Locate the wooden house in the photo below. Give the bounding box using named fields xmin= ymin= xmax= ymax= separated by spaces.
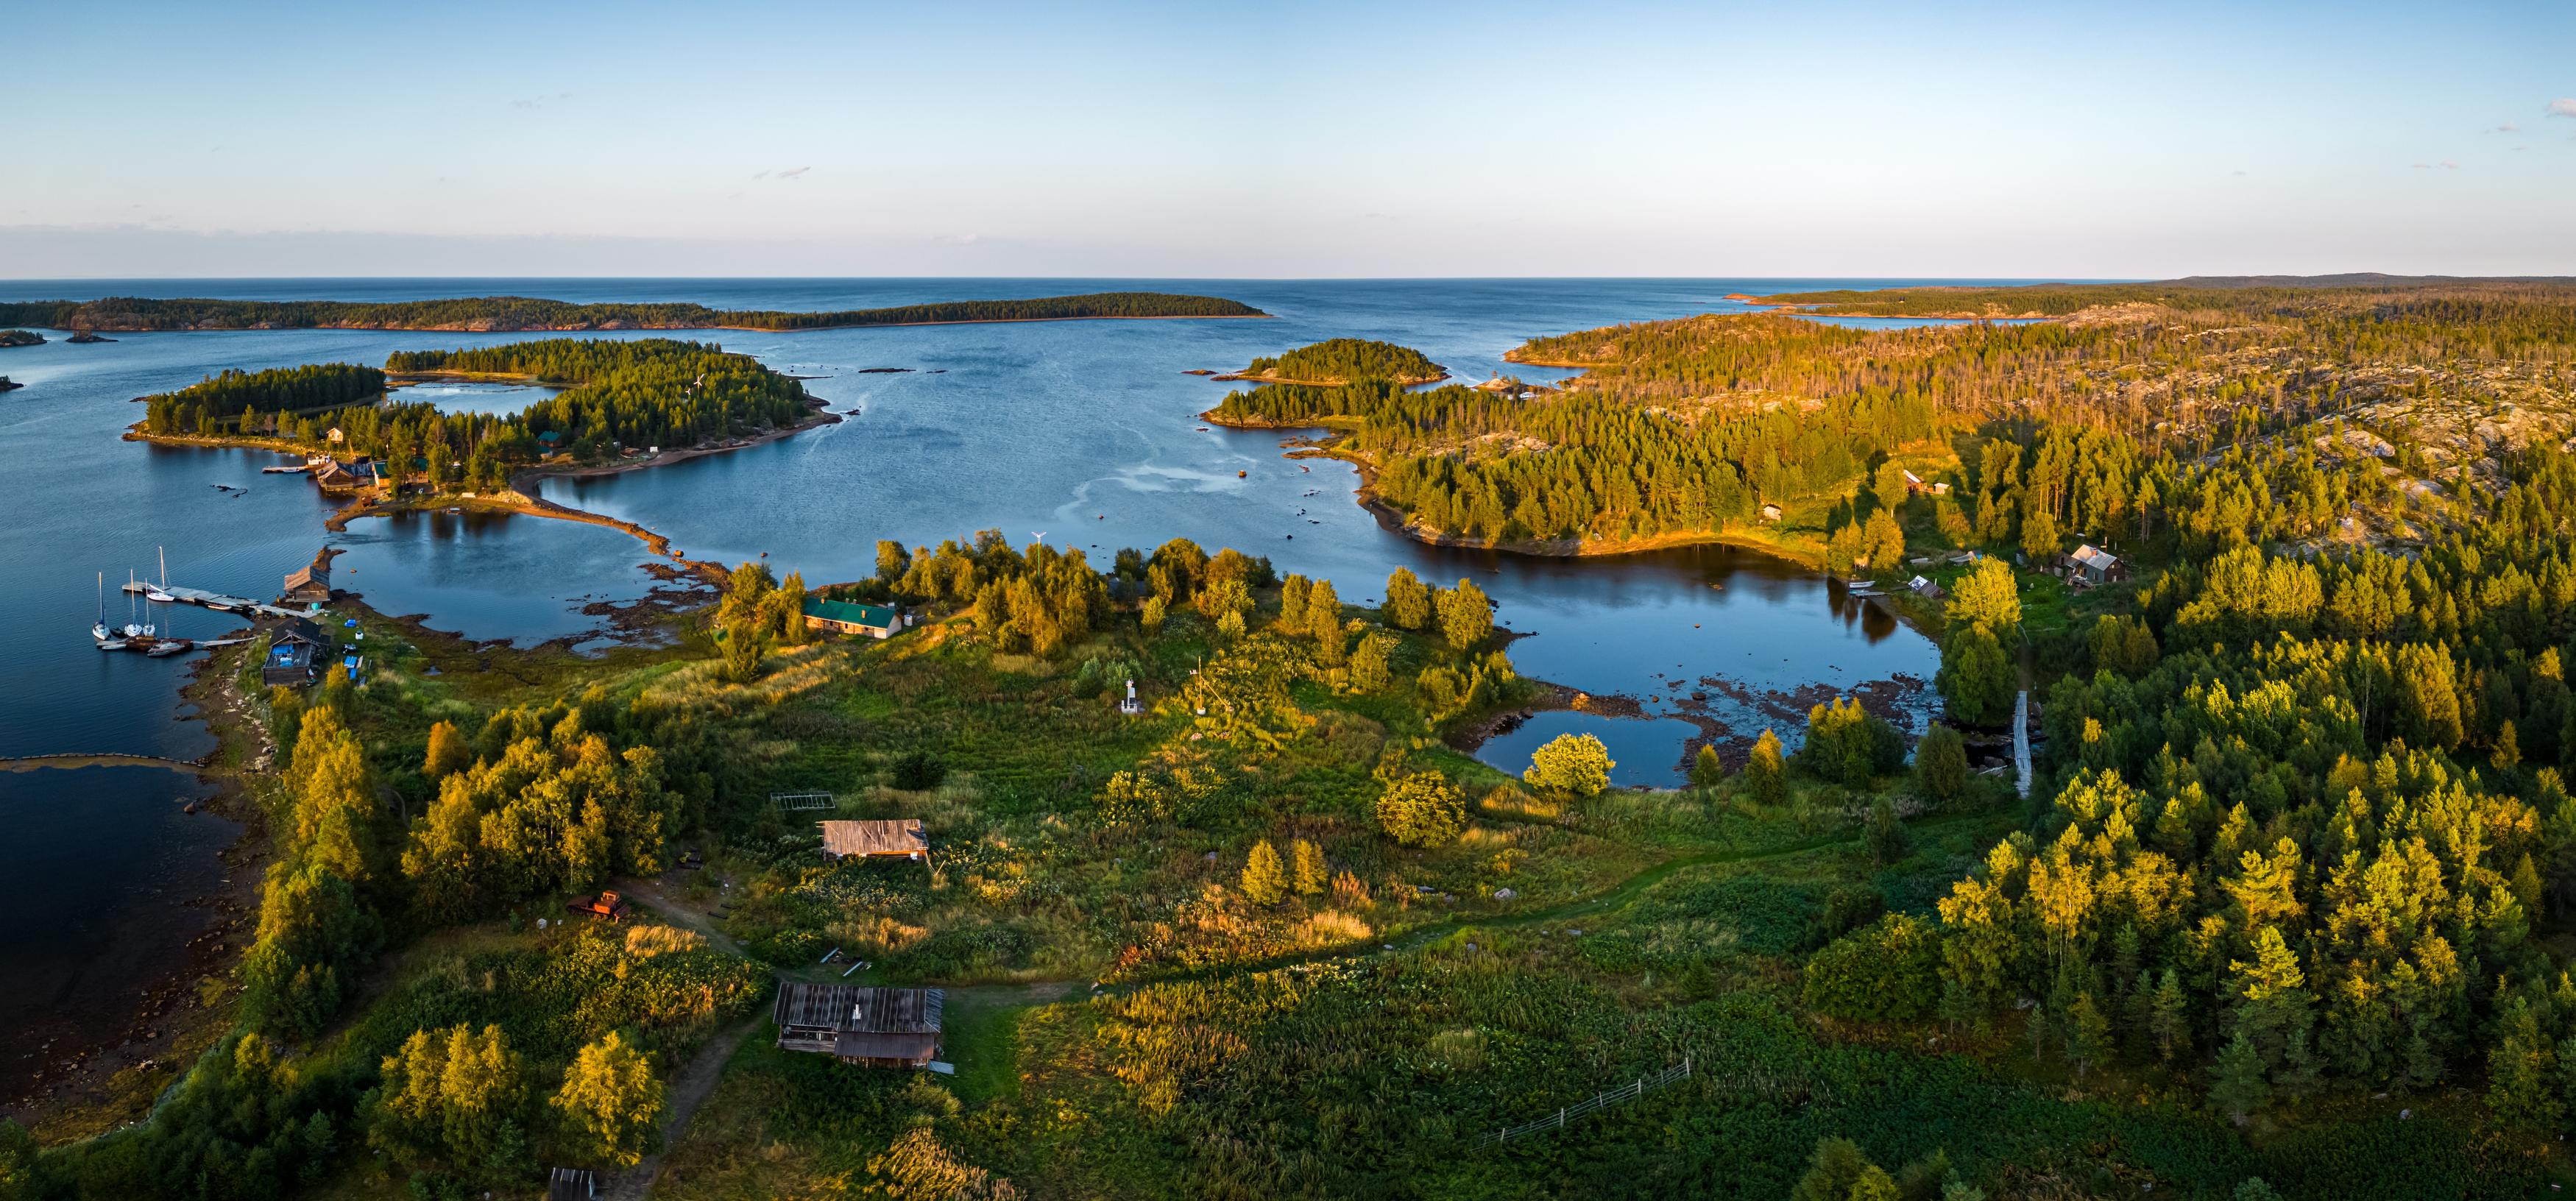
xmin=261 ymin=617 xmax=332 ymax=687
xmin=802 ymin=598 xmax=904 ymax=639
xmin=547 ymin=1166 xmax=597 ymax=1200
xmin=774 ymin=984 xmax=944 ymax=1068
xmin=2067 ymin=545 xmax=2126 ymax=587
xmin=281 ymin=561 xmax=332 ymax=603
xmin=1758 ymin=503 xmax=1784 ymax=523
xmin=819 ymin=819 xmax=928 ymax=862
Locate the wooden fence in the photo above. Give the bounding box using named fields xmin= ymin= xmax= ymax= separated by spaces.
xmin=1473 ymin=1057 xmax=1691 ymax=1149
xmin=771 ymin=792 xmax=835 ymax=812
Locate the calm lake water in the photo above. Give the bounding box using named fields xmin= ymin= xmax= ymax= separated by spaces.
xmin=0 ymin=277 xmax=2014 ymax=1083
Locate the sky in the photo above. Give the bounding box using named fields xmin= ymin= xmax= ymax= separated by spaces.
xmin=4 ymin=0 xmax=2572 ymax=279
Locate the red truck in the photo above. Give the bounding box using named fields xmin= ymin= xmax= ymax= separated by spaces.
xmin=565 ymin=890 xmax=634 ymax=921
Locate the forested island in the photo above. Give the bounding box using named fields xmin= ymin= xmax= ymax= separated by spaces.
xmin=130 ymin=338 xmax=827 ymax=498
xmin=1224 ymin=336 xmax=1446 ymax=386
xmin=0 ymin=328 xmax=43 ymax=347
xmin=0 ymin=291 xmax=1266 ymax=334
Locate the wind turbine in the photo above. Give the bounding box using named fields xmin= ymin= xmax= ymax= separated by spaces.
xmin=1030 ymin=531 xmax=1047 ymax=543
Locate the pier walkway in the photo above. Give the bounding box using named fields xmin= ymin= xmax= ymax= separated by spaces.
xmin=121 ymin=580 xmax=317 ymax=620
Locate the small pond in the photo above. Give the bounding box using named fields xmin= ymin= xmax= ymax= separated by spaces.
xmin=1474 ymin=710 xmax=1710 ymax=789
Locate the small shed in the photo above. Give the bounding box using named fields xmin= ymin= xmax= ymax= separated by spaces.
xmin=819 ymin=819 xmax=928 ymax=861
xmin=1908 ymin=575 xmax=1947 ymax=600
xmin=803 ymin=598 xmax=904 ymax=639
xmin=2068 ymin=544 xmax=2126 ymax=587
xmin=281 ymin=561 xmax=332 ymax=603
xmin=1903 ymin=469 xmax=1926 ymax=493
xmin=547 ymin=1166 xmax=598 ymax=1200
xmin=1758 ymin=503 xmax=1784 ymax=523
xmin=774 ymin=984 xmax=944 ymax=1068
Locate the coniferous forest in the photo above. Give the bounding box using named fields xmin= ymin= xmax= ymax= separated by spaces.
xmin=30 ymin=279 xmax=2576 ymax=1201
xmin=0 ymin=291 xmax=1263 ymax=333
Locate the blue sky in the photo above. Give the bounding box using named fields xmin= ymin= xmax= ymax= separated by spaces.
xmin=5 ymin=0 xmax=2570 ymax=277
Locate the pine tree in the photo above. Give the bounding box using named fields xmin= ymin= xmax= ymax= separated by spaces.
xmin=1291 ymin=839 xmax=1328 ymax=896
xmin=1747 ymin=729 xmax=1788 ymax=806
xmin=2150 ymin=969 xmax=2189 ymax=1060
xmin=1240 ymin=840 xmax=1287 ymax=905
xmin=2210 ymin=1030 xmax=2271 ymax=1120
xmin=2067 ymin=992 xmax=2112 ymax=1076
xmin=1307 ymin=580 xmax=1345 ymax=666
xmin=722 ymin=617 xmax=766 ymax=684
xmin=1691 ymin=744 xmax=1724 ymax=787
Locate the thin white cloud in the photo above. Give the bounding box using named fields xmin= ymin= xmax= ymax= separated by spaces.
xmin=2491 ymin=121 xmax=2520 ymax=133
xmin=2549 ymin=98 xmax=2576 ymax=118
xmin=777 ymin=166 xmax=811 ymax=179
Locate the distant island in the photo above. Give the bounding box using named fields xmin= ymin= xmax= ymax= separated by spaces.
xmin=1217 ymin=337 xmax=1445 ymax=386
xmin=0 ymin=377 xmax=18 ymax=393
xmin=0 ymin=329 xmax=43 ymax=347
xmin=0 ymin=291 xmax=1269 ymax=334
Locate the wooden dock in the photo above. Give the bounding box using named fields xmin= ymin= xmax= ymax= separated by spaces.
xmin=121 ymin=580 xmax=314 ymax=619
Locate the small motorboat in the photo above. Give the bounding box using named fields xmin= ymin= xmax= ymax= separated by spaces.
xmin=146 ymin=589 xmax=176 ymax=603
xmin=96 ymin=640 xmax=127 ymax=651
xmin=146 ymin=640 xmax=194 ymax=657
xmin=445 ymin=507 xmax=462 ymax=514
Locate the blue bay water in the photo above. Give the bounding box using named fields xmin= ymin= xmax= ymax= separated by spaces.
xmin=0 ymin=277 xmax=1996 ymax=1080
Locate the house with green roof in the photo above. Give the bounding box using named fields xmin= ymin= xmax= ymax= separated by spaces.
xmin=803 ymin=597 xmax=906 ymax=639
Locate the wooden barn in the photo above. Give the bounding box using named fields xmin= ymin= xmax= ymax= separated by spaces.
xmin=802 ymin=598 xmax=905 ymax=639
xmin=818 ymin=819 xmax=929 ymax=862
xmin=774 ymin=984 xmax=944 ymax=1069
xmin=281 ymin=560 xmax=332 ymax=603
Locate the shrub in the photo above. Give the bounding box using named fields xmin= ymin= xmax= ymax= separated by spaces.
xmin=1690 ymin=744 xmax=1724 ymax=787
xmin=1376 ymin=771 xmax=1467 ymax=847
xmin=1914 ymin=722 xmax=1969 ymax=802
xmin=891 ymin=750 xmax=946 ymax=791
xmin=1525 ymin=732 xmax=1613 ymax=796
xmin=1384 ymin=568 xmax=1432 ymax=631
xmin=1802 ymin=913 xmax=1940 ymax=1021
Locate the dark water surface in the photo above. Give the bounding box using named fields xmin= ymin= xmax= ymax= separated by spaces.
xmin=0 ymin=277 xmax=1993 ymax=1086
xmin=0 ymin=765 xmax=239 ymax=1102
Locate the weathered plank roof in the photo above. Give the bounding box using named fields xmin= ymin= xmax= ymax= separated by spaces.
xmin=819 ymin=819 xmax=927 ymax=857
xmin=774 ymin=984 xmax=944 ymax=1033
xmin=2072 ymin=544 xmax=2120 ymax=571
xmin=835 ymin=1030 xmax=941 ymax=1060
xmin=547 ymin=1166 xmax=597 ymax=1200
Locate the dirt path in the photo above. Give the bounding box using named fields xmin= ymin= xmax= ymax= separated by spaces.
xmin=600 ymin=1015 xmax=760 ymax=1201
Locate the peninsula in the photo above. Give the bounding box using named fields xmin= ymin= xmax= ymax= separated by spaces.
xmin=0 ymin=291 xmax=1267 ymax=334
xmin=1218 ymin=279 xmax=2576 ymax=575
